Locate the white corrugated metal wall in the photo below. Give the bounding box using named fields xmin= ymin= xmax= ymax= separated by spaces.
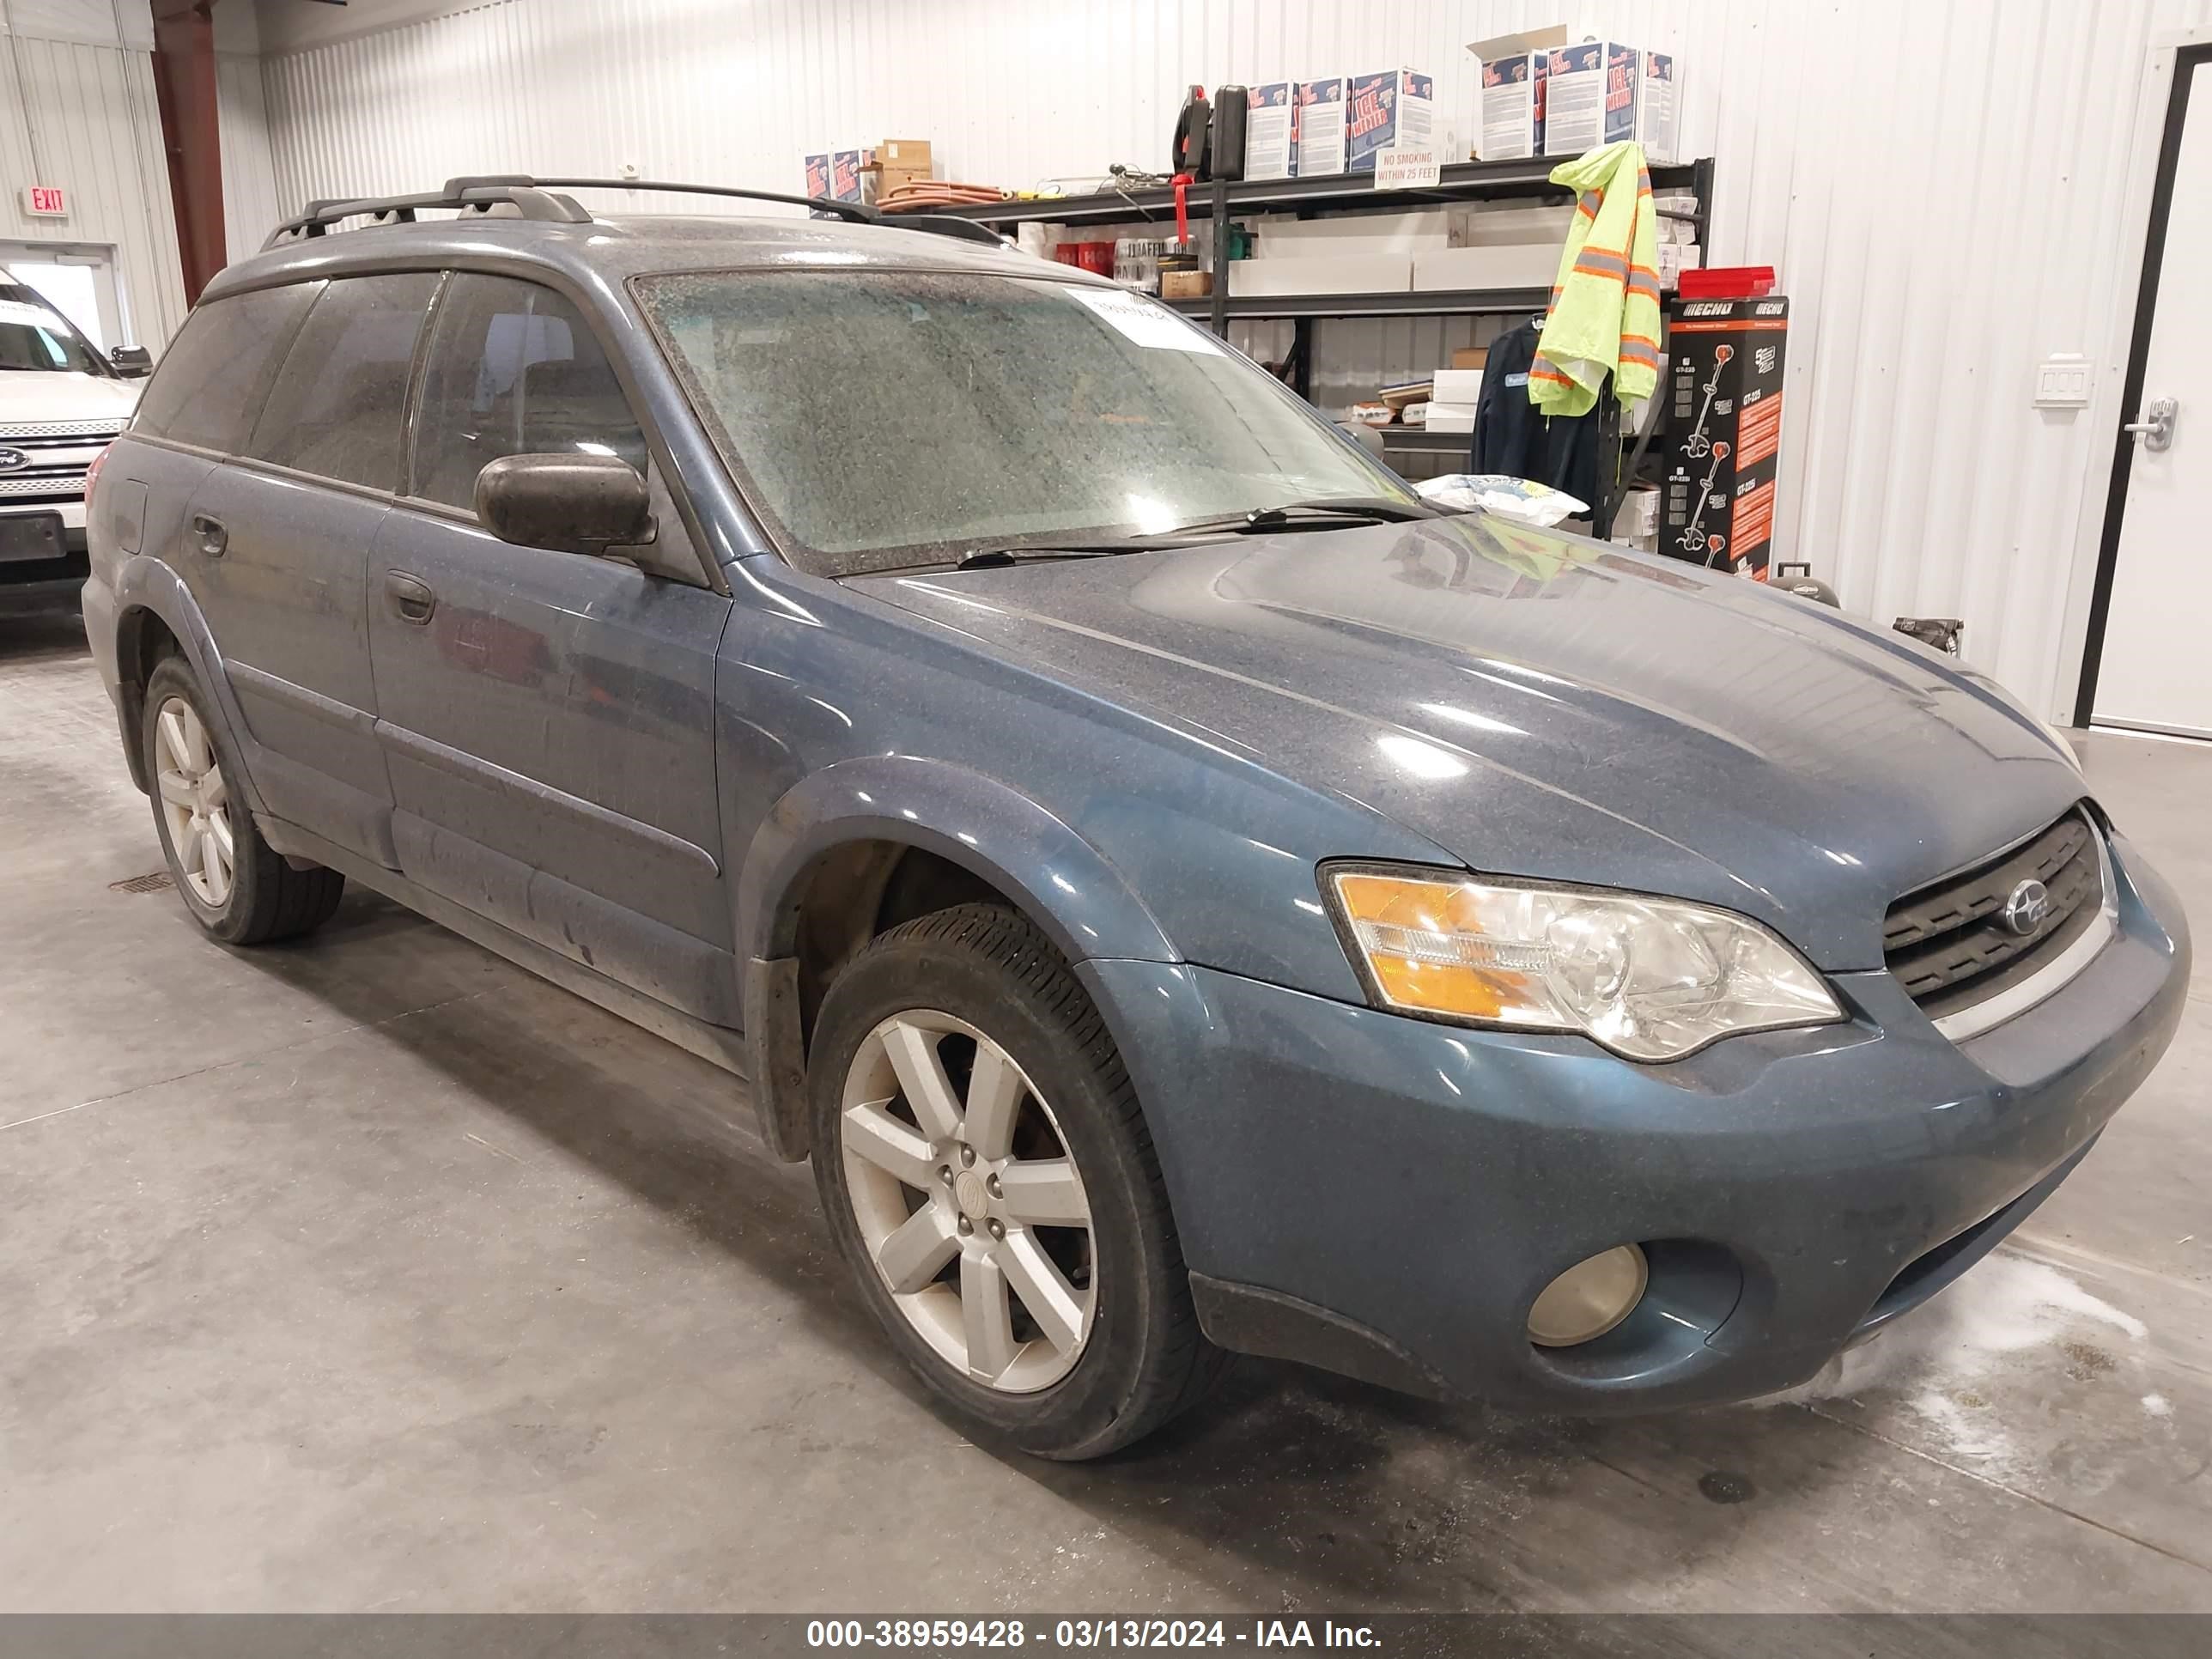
xmin=244 ymin=0 xmax=2206 ymax=719
xmin=1 ymin=0 xmax=186 ymax=347
xmin=216 ymin=46 xmax=283 ymax=267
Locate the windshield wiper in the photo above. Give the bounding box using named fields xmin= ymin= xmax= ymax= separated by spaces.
xmin=953 ymin=534 xmax=1211 ymax=570
xmin=1160 ymin=496 xmax=1437 ymax=537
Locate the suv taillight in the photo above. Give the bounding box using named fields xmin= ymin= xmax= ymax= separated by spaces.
xmin=84 ymin=441 xmax=111 ymax=507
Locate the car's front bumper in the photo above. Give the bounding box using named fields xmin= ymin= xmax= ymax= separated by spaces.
xmin=1085 ymin=829 xmax=2188 ymax=1413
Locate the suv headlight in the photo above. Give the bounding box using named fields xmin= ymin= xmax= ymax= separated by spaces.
xmin=1325 ymin=864 xmax=1842 ymax=1061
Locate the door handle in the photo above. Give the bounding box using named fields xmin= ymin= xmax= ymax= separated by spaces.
xmin=385 ymin=569 xmax=436 ymax=624
xmin=2123 ymin=396 xmax=2177 ymax=453
xmin=189 ymin=512 xmax=228 ymax=558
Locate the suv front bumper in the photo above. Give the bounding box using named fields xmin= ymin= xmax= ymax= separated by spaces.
xmin=1086 ymin=830 xmax=2188 ymax=1412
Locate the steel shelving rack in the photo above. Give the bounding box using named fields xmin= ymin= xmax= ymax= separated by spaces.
xmin=933 ymin=155 xmax=1717 ymax=539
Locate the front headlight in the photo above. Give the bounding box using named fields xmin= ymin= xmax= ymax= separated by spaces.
xmin=1326 ymin=865 xmax=1843 ymax=1061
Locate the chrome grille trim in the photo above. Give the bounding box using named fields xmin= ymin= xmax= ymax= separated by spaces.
xmin=1930 ymin=830 xmax=2117 ymax=1042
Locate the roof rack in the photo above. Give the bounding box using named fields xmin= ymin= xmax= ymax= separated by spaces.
xmin=263 ymin=173 xmax=1010 ymax=251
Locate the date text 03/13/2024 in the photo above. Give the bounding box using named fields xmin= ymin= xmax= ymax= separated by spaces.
xmin=804 ymin=1619 xmax=1383 ymax=1649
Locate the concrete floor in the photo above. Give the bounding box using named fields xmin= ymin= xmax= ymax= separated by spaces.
xmin=3 ymin=605 xmax=2209 ymax=1613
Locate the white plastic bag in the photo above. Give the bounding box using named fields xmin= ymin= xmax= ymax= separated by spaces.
xmin=1416 ymin=473 xmax=1588 ymax=528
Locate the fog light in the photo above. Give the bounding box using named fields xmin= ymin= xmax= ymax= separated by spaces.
xmin=1528 ymin=1245 xmax=1649 ymax=1347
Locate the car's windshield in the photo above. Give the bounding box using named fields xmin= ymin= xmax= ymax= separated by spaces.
xmin=633 ymin=267 xmax=1417 ymax=576
xmin=0 ymin=289 xmax=111 ymax=376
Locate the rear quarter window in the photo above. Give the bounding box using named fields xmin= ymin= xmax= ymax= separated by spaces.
xmin=131 ymin=283 xmax=322 ymax=452
xmin=246 ymin=272 xmax=441 ymax=490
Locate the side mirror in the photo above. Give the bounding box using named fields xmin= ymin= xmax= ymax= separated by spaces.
xmin=474 ymin=453 xmax=653 ymax=556
xmin=110 ymin=345 xmax=152 ymax=379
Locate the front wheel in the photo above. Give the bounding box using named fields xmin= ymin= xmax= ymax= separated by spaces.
xmin=809 ymin=903 xmax=1223 ymax=1459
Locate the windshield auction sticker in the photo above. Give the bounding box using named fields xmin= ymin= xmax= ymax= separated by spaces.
xmin=1064 ymin=284 xmax=1224 ymax=354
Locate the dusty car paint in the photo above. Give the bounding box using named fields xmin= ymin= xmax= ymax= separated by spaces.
xmin=82 ymin=212 xmax=2188 ymax=1412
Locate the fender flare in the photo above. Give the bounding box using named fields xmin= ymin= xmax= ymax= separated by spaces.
xmin=110 ymin=556 xmax=268 ymax=815
xmin=736 ymin=755 xmax=1181 ymax=1159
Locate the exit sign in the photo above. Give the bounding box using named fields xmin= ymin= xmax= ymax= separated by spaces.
xmin=23 ymin=185 xmax=67 ymax=218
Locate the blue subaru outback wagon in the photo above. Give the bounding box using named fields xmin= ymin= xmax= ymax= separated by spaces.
xmin=82 ymin=178 xmax=2187 ymax=1457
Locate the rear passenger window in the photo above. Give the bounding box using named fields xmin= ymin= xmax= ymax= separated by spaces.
xmin=410 ymin=273 xmax=647 ymax=510
xmin=246 ymin=272 xmax=441 ymax=490
xmin=131 ymin=283 xmax=321 ymax=453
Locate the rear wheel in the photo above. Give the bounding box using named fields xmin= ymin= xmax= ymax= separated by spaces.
xmin=810 ymin=903 xmax=1223 ymax=1458
xmin=142 ymin=655 xmax=343 ymax=945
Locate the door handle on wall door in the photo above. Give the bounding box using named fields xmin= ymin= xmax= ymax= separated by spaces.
xmin=189 ymin=513 xmax=227 ymax=557
xmin=385 ymin=569 xmax=436 ymax=624
xmin=2123 ymin=397 xmax=2177 ymax=453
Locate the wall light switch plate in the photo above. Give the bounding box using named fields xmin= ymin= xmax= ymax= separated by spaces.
xmin=2034 ymin=354 xmax=2092 ymax=408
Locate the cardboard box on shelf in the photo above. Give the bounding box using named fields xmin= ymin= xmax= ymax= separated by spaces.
xmin=1230 ymin=252 xmax=1413 ymax=297
xmin=1661 ymin=295 xmax=1790 ymax=577
xmin=1247 ymin=82 xmax=1295 ymax=179
xmin=1611 ymin=484 xmax=1660 ymax=549
xmin=1251 ymin=210 xmax=1449 ymax=259
xmin=1413 ymin=242 xmax=1560 ymax=291
xmin=1657 ymin=240 xmax=1702 ymax=289
xmin=1429 ymin=368 xmax=1486 ymax=404
xmin=1425 ymin=402 xmax=1479 ymax=434
xmin=1449 ymin=202 xmax=1574 ymax=246
xmin=878 ymin=138 xmax=930 ymax=169
xmin=1159 ymin=267 xmax=1212 ymax=301
xmin=1544 ymin=41 xmax=1679 ymax=163
xmin=1634 ymin=52 xmax=1680 ymax=164
xmin=803 ymin=154 xmax=833 ymax=198
xmin=1346 ymin=70 xmax=1434 ymax=173
xmin=1451 ymin=346 xmax=1489 ymax=369
xmin=1469 ymin=27 xmax=1566 ymax=160
xmin=1294 ymin=78 xmax=1347 ymax=175
xmin=830 ymin=149 xmax=872 ymax=204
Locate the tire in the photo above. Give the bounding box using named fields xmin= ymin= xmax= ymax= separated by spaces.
xmin=810 ymin=902 xmax=1224 ymax=1459
xmin=142 ymin=654 xmax=344 ymax=945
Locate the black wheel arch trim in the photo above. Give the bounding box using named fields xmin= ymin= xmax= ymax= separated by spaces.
xmin=735 ymin=757 xmax=1183 ymax=1164
xmin=111 ymin=555 xmax=270 ymax=817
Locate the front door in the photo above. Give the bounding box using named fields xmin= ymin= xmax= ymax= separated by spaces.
xmin=368 ymin=271 xmax=737 ymax=1024
xmin=2092 ymin=50 xmax=2212 ymax=738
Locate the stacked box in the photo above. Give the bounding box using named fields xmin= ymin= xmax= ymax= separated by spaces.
xmin=1478 ymin=50 xmax=1547 ymax=159
xmin=1660 ymin=296 xmax=1790 ymax=578
xmin=1544 ymin=41 xmax=1680 ymax=161
xmin=1246 ymin=82 xmax=1294 ymax=180
xmin=802 ymin=154 xmax=833 ymax=198
xmin=1346 ymin=70 xmax=1435 ymax=173
xmin=1293 ymin=78 xmax=1347 ymax=175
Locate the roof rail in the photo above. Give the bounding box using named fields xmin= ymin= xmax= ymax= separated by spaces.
xmin=264 ymin=179 xmax=591 ymax=248
xmin=528 ymin=177 xmax=1010 ymax=247
xmin=264 ymin=173 xmax=1011 ymax=252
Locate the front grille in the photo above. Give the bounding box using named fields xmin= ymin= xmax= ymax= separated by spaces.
xmin=0 ymin=418 xmax=125 ymax=440
xmin=0 ymin=476 xmax=84 ymax=499
xmin=1883 ymin=807 xmax=2105 ymax=1018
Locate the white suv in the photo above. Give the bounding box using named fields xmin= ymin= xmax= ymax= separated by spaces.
xmin=2 ymin=282 xmax=142 ymax=610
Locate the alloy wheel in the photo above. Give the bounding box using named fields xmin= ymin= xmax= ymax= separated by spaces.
xmin=840 ymin=1010 xmax=1097 ymax=1392
xmin=154 ymin=696 xmax=234 ymax=909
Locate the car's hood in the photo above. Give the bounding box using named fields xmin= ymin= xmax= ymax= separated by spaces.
xmin=0 ymin=369 xmax=138 ymax=423
xmin=852 ymin=515 xmax=2087 ymax=968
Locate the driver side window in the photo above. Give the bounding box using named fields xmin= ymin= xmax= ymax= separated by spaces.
xmin=410 ymin=273 xmax=649 ymax=510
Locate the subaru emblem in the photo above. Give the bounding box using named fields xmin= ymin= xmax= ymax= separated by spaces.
xmin=2001 ymin=878 xmax=2051 ymax=937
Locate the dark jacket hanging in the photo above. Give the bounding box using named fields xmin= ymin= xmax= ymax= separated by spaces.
xmin=1469 ymin=318 xmax=1600 ymax=506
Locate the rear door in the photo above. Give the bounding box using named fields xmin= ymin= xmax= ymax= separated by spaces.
xmin=185 ymin=271 xmax=442 ymax=863
xmin=368 ymin=270 xmax=737 ymax=1023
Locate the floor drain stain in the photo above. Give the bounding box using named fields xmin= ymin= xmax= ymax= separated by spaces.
xmin=110 ymin=872 xmax=173 ymax=894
